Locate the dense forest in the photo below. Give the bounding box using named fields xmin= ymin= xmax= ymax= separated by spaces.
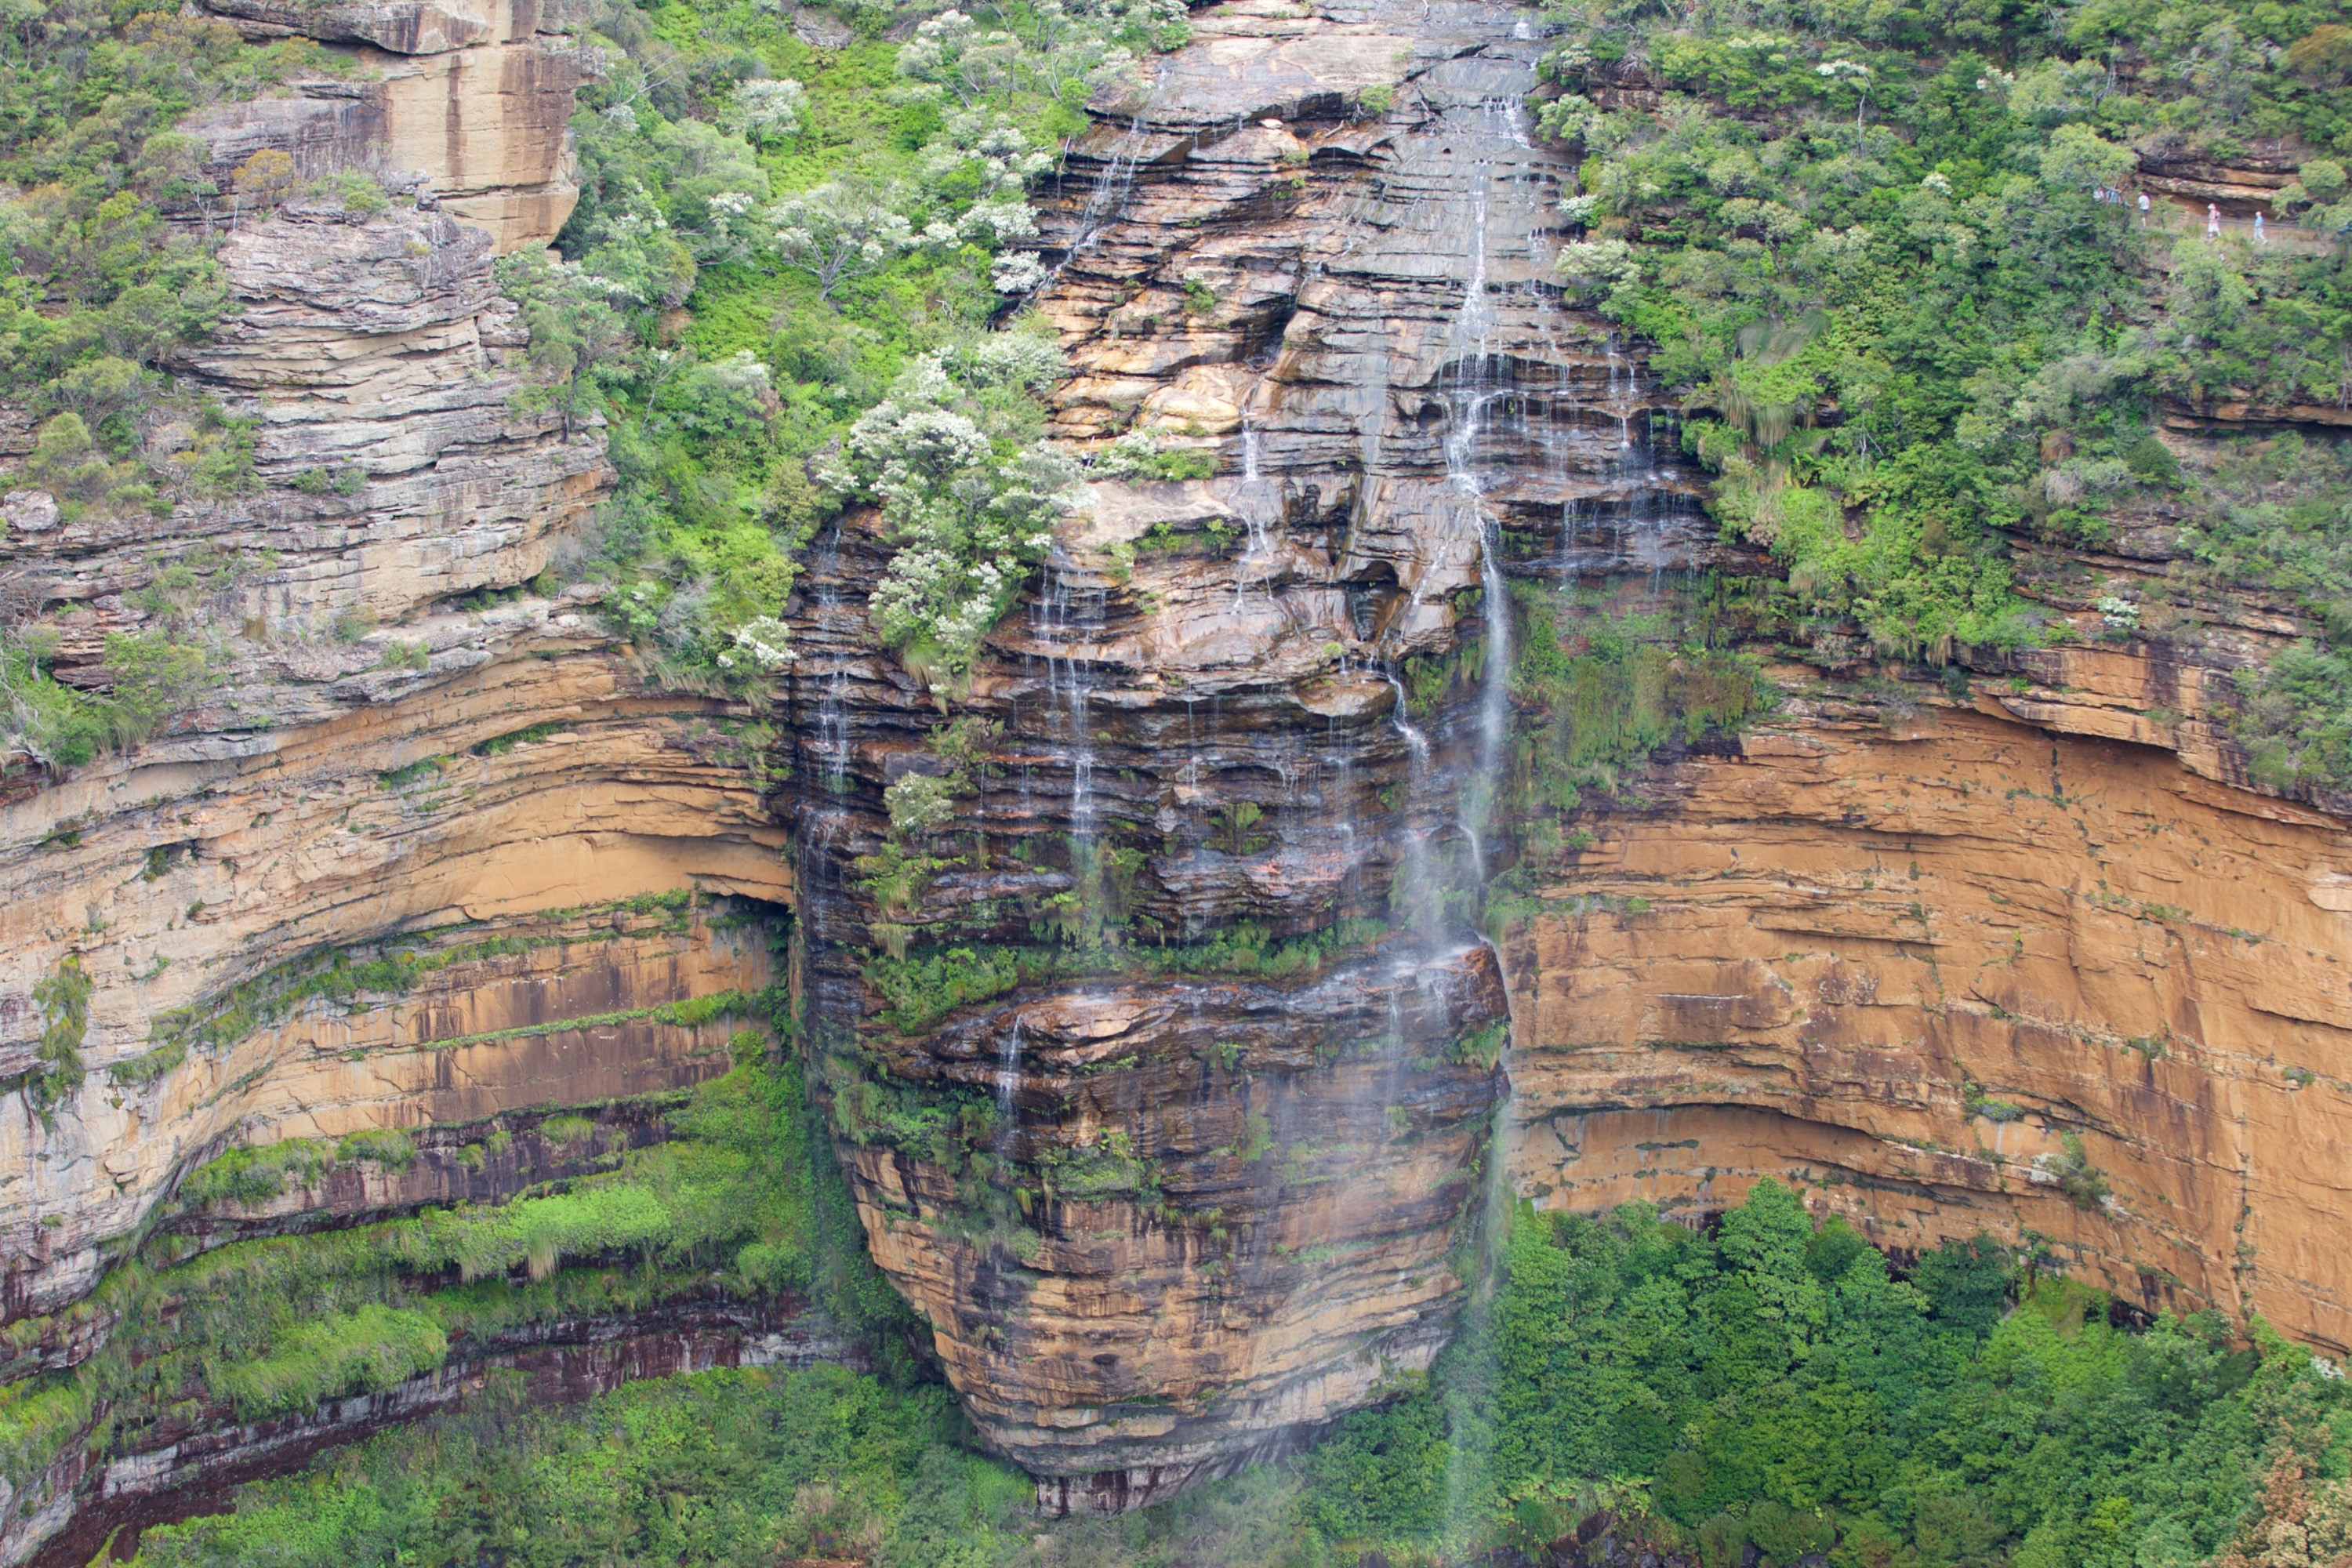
xmin=2 ymin=0 xmax=2350 ymax=1559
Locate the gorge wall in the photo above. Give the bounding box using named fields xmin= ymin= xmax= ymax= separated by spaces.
xmin=2 ymin=0 xmax=2350 ymax=1555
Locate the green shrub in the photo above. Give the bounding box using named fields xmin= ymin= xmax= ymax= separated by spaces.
xmin=212 ymin=1305 xmax=447 ymax=1418
xmin=179 ymin=1140 xmax=334 ymax=1208
xmin=538 ymin=1113 xmax=596 ymax=1149
xmin=335 ymin=1129 xmax=417 ymax=1172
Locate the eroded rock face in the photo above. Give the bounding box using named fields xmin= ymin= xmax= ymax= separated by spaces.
xmin=783 ymin=0 xmax=1709 ymax=1506
xmin=0 ymin=9 xmax=793 ymax=1555
xmin=190 ymin=0 xmax=597 ymax=252
xmin=1501 ymin=654 xmax=2352 ymax=1356
xmin=23 ymin=1298 xmax=855 ymax=1568
xmin=788 ymin=0 xmax=2352 ymax=1508
xmin=4 ymin=0 xmax=2350 ymax=1547
xmin=0 ymin=172 xmax=796 ymax=1331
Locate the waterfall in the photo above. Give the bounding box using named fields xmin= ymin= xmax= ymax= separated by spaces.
xmin=1029 ymin=549 xmax=1115 ymax=961
xmin=1065 ymin=110 xmax=1157 ymax=263
xmin=1383 ymin=665 xmax=1432 ymax=761
xmin=809 ymin=524 xmax=852 ymax=794
xmin=1443 ymin=131 xmax=1510 ymax=889
xmin=994 ymin=1018 xmax=1025 ymax=1166
xmin=1233 ymin=417 xmax=1278 ymax=604
xmin=1032 ymin=556 xmax=1101 ymax=851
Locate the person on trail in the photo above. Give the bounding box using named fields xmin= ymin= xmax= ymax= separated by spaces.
xmin=2255 ymin=211 xmax=2267 ymax=243
xmin=2138 ymin=190 xmax=2151 ymax=225
xmin=2207 ymin=202 xmax=2222 ymax=238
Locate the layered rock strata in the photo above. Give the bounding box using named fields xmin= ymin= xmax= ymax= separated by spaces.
xmin=786 ymin=0 xmax=2352 ymax=1501
xmin=190 ymin=0 xmax=598 ymax=252
xmin=1500 ymin=529 xmax=2352 ymax=1355
xmin=784 ymin=0 xmax=1708 ymax=1507
xmin=2 ymin=0 xmax=2350 ymax=1548
xmin=0 ymin=5 xmax=800 ymax=1557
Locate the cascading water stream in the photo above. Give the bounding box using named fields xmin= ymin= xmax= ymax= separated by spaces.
xmin=810 ymin=524 xmax=852 ymax=794
xmin=1032 ymin=556 xmax=1102 ymax=856
xmin=1232 ymin=418 xmax=1279 ymax=606
xmin=993 ymin=1018 xmax=1025 ymax=1168
xmin=1054 ymin=90 xmax=1164 ymax=277
xmin=1441 ymin=121 xmax=1512 ymax=890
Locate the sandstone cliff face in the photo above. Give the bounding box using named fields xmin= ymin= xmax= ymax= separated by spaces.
xmin=2 ymin=0 xmax=2351 ymax=1550
xmin=0 ymin=184 xmax=789 ymax=1321
xmin=0 ymin=4 xmax=801 ymax=1554
xmin=190 ymin=0 xmax=597 ymax=252
xmin=776 ymin=0 xmax=2352 ymax=1504
xmin=782 ymin=0 xmax=1707 ymax=1506
xmin=1501 ymin=581 xmax=2352 ymax=1358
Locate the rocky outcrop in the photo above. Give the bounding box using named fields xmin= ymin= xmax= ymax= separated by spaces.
xmin=0 ymin=5 xmax=796 ymax=1555
xmin=0 ymin=194 xmax=786 ymax=1316
xmin=781 ymin=0 xmax=1708 ymax=1506
xmin=3 ymin=0 xmax=2351 ymax=1548
xmin=189 ymin=0 xmax=598 ymax=252
xmin=1502 ymin=687 xmax=2352 ymax=1352
xmin=772 ymin=0 xmax=2352 ymax=1505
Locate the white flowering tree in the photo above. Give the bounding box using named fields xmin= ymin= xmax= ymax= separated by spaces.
xmin=830 ymin=334 xmax=1081 ymax=674
xmin=769 ymin=180 xmax=924 ymax=301
xmin=726 ymin=78 xmax=808 ymax=143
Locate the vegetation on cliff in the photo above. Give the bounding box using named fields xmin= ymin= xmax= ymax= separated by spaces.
xmin=0 ymin=4 xmax=342 ymax=766
xmin=521 ymin=0 xmax=1178 ymax=686
xmin=0 ymin=1030 xmax=926 ymax=1497
xmin=1538 ymin=0 xmax=2352 ymax=784
xmin=122 ymin=1184 xmax=2352 ymax=1568
xmin=1293 ymin=1181 xmax=2345 ymax=1568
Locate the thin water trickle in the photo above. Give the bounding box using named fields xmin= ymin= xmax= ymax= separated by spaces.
xmin=1032 ymin=555 xmax=1102 ymax=851
xmin=1060 ymin=100 xmax=1161 ymax=271
xmin=1440 ymin=132 xmax=1511 ymax=888
xmin=994 ymin=1018 xmax=1025 ymax=1165
xmin=811 ymin=524 xmax=851 ymax=793
xmin=1384 ymin=665 xmax=1432 ymax=761
xmin=1232 ymin=418 xmax=1279 ymax=604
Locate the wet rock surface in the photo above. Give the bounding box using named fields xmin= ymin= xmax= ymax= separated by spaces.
xmin=782 ymin=0 xmax=1708 ymax=1502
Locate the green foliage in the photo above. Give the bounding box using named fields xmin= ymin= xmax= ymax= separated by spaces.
xmin=178 ymin=1139 xmax=334 ymax=1208
xmin=2236 ymin=640 xmax=2352 ymax=792
xmin=539 ymin=1112 xmax=597 ymax=1149
xmin=0 ymin=2 xmax=336 ymax=633
xmin=2162 ymin=434 xmax=2352 ymax=791
xmin=834 ymin=331 xmax=1080 ymax=677
xmin=1537 ymin=0 xmax=2352 ymax=660
xmin=335 ymin=1129 xmax=417 ymax=1172
xmin=470 ymin=721 xmax=564 ymax=757
xmin=106 ymin=1040 xmax=185 ymax=1089
xmin=1213 ymin=799 xmax=1269 ymax=855
xmin=1 ymin=1055 xmax=826 ymax=1494
xmin=128 ymin=1366 xmax=1028 ymax=1568
xmin=19 ymin=953 xmax=91 ymax=1121
xmin=1509 ymin=584 xmax=1773 ymax=812
xmin=0 ymin=629 xmax=215 ymax=770
xmin=211 ymin=1305 xmax=447 ymax=1420
xmin=1095 ymin=429 xmax=1218 ymax=481
xmin=862 ymin=919 xmax=1395 ymax=1033
xmin=526 ymin=0 xmax=1184 ymax=696
xmin=864 ymin=945 xmax=1025 ymax=1034
xmin=1283 ymin=1181 xmax=2327 ymax=1566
